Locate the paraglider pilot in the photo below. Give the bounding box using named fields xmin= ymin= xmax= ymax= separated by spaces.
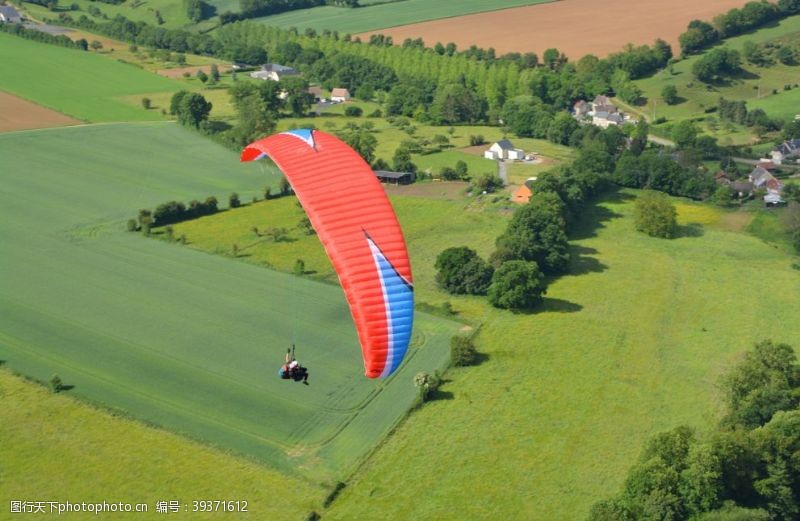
xmin=279 ymin=346 xmax=309 ymax=384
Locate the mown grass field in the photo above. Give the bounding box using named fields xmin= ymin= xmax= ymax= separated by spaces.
xmin=0 ymin=33 xmax=180 ymax=122
xmin=0 ymin=369 xmax=325 ymax=519
xmin=317 ymin=191 xmax=800 ymax=520
xmin=0 ymin=122 xmax=460 ymax=487
xmin=632 ymin=15 xmax=800 ymax=143
xmin=248 ymin=0 xmax=552 ymax=34
xmin=20 ymin=0 xmax=194 ymax=30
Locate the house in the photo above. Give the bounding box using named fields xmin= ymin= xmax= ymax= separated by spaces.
xmin=573 ymin=100 xmax=589 ymax=118
xmin=0 ymin=5 xmax=22 ymax=23
xmin=715 ymin=170 xmax=733 ymax=186
xmin=249 ymin=63 xmax=299 ymax=82
xmin=484 ymin=139 xmax=525 ymax=160
xmin=764 ymin=192 xmax=786 ymax=207
xmin=307 ymin=86 xmax=324 ymax=101
xmin=592 ymin=111 xmax=625 ymax=129
xmin=749 ymin=166 xmax=782 ymax=193
xmin=374 ymin=170 xmax=415 ymax=185
xmin=330 ymin=88 xmax=350 ymax=102
xmin=732 ymin=180 xmax=754 ymax=197
xmin=770 ymin=139 xmax=800 ymax=165
xmin=511 ymin=184 xmax=532 ymax=204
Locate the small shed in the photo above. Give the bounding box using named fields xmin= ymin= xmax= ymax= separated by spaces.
xmin=375 ymin=170 xmax=415 ymax=185
xmin=511 ymin=184 xmax=533 ymax=204
xmin=307 ymin=86 xmax=324 ymax=101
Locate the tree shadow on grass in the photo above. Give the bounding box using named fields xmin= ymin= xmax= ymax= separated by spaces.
xmin=59 ymin=384 xmax=75 ymax=392
xmin=513 ymin=297 xmax=583 ymax=316
xmin=676 ymin=223 xmax=705 ymax=238
xmin=428 ymin=380 xmax=455 ymax=401
xmin=569 ymin=189 xmax=630 ymax=241
xmin=570 ymin=245 xmax=608 ymax=275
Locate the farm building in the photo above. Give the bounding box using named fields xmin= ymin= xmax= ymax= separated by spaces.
xmin=307 ymin=86 xmax=324 ymax=101
xmin=0 ymin=5 xmax=21 ymax=23
xmin=732 ymin=180 xmax=754 ymax=197
xmin=484 ymin=139 xmax=524 ymax=160
xmin=749 ymin=166 xmax=782 ymax=193
xmin=769 ymin=139 xmax=800 ymax=165
xmin=764 ymin=192 xmax=786 ymax=206
xmin=249 ymin=63 xmax=299 ymax=82
xmin=511 ymin=184 xmax=533 ymax=204
xmin=331 ymin=88 xmax=351 ymax=102
xmin=573 ymin=100 xmax=589 ymax=119
xmin=374 ymin=170 xmax=415 ymax=185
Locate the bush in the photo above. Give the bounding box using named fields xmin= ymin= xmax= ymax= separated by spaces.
xmin=450 ymin=336 xmax=477 ymax=366
xmin=126 ymin=219 xmax=138 ymax=232
xmin=344 ymin=105 xmax=363 ymax=117
xmin=229 ymin=192 xmax=241 ymax=208
xmin=487 ymin=260 xmax=547 ymax=310
xmin=49 ymin=374 xmax=63 ymax=393
xmin=434 ymin=247 xmax=494 ymax=295
xmin=661 ymin=84 xmax=679 ymax=105
xmin=634 ymin=190 xmax=677 ymax=238
xmin=471 ymin=173 xmax=503 ymax=194
xmin=293 ymin=259 xmax=305 ymax=276
xmin=414 ymin=371 xmax=441 ymax=402
xmin=469 ymin=134 xmax=486 ymax=146
xmin=141 ymin=97 xmax=151 ymax=109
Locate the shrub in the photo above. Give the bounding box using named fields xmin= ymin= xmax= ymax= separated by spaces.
xmin=293 ymin=259 xmax=305 ymax=276
xmin=344 ymin=105 xmax=363 ymax=117
xmin=414 ymin=371 xmax=441 ymax=402
xmin=634 ymin=190 xmax=677 ymax=238
xmin=450 ymin=336 xmax=477 ymax=366
xmin=126 ymin=219 xmax=138 ymax=232
xmin=229 ymin=192 xmax=241 ymax=208
xmin=469 ymin=134 xmax=486 ymax=146
xmin=49 ymin=374 xmax=63 ymax=393
xmin=434 ymin=247 xmax=494 ymax=295
xmin=141 ymin=97 xmax=151 ymax=109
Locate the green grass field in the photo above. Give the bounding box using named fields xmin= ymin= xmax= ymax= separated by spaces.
xmin=0 ymin=369 xmax=325 ymax=519
xmin=319 ymin=192 xmax=800 ymax=520
xmin=0 ymin=122 xmax=460 ymax=485
xmin=248 ymin=0 xmax=552 ymax=34
xmin=0 ymin=33 xmax=180 ymax=122
xmin=632 ymin=15 xmax=800 ymax=143
xmin=20 ymin=0 xmax=194 ymax=30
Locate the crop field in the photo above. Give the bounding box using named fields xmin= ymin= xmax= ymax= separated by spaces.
xmin=248 ymin=0 xmax=552 ymax=34
xmin=318 ymin=192 xmax=800 ymax=519
xmin=0 ymin=33 xmax=180 ymax=122
xmin=633 ymin=16 xmax=800 ymax=138
xmin=0 ymin=370 xmax=325 ymax=519
xmin=357 ymin=0 xmax=753 ymax=57
xmin=0 ymin=122 xmax=460 ymax=484
xmin=0 ymin=91 xmax=80 ymax=132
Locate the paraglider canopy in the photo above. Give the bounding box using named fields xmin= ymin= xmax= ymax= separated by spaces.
xmin=242 ymin=129 xmax=414 ymax=378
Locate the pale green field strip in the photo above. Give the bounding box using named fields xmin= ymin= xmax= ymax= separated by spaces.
xmin=0 ymin=122 xmax=459 ymax=480
xmin=0 ymin=33 xmax=180 ymax=122
xmin=0 ymin=371 xmax=325 ymax=519
xmin=325 ymin=195 xmax=800 ymax=520
xmin=21 ymin=0 xmax=193 ymax=30
xmin=635 ymin=15 xmax=800 ymax=124
xmin=249 ymin=0 xmax=553 ymax=34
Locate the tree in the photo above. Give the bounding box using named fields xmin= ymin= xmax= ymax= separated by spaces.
xmin=634 ymin=190 xmax=677 ymax=238
xmin=293 ymin=259 xmax=305 ymax=276
xmin=392 ymin=146 xmax=417 ymax=173
xmin=210 ymin=63 xmax=220 ymax=82
xmin=471 ymin=173 xmax=503 ymax=194
xmin=414 ymin=371 xmax=441 ymax=402
xmin=672 ymin=120 xmax=698 ymax=149
xmin=487 ymin=260 xmax=547 ymax=310
xmin=49 ymin=374 xmax=63 ymax=393
xmin=450 ymin=336 xmax=477 ymax=367
xmin=229 ymin=192 xmax=241 ymax=208
xmin=710 ymin=185 xmax=734 ymax=207
xmin=141 ymin=97 xmax=152 ymax=109
xmin=495 ymin=192 xmax=570 ymax=274
xmin=176 ymin=93 xmax=212 ymax=128
xmin=429 ymin=83 xmax=485 ymax=125
xmin=279 ymin=176 xmax=291 ymax=196
xmin=720 ymin=340 xmax=799 ymax=429
xmin=434 ymin=247 xmax=494 ymax=295
xmin=344 ymin=105 xmax=363 ymax=117
xmin=90 ymin=40 xmax=103 ymax=50
xmin=662 ymin=84 xmax=679 ymax=105
xmin=455 ymin=160 xmax=468 ymax=180
xmin=196 ymin=69 xmax=208 ymax=83
xmin=341 ymin=128 xmax=377 ymax=164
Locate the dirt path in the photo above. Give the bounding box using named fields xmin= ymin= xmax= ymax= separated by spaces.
xmin=0 ymin=91 xmax=81 ymax=132
xmin=358 ymin=0 xmax=752 ymax=58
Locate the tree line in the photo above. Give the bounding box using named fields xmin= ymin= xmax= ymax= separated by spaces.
xmin=0 ymin=20 xmax=89 ymax=50
xmin=678 ymin=0 xmax=800 ymax=56
xmin=588 ymin=339 xmax=800 ymax=521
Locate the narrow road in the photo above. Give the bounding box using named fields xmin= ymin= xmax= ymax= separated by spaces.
xmin=497 ymin=160 xmax=508 ymax=184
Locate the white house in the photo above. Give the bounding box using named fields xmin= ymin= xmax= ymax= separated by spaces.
xmin=249 ymin=63 xmax=299 ymax=82
xmin=330 ymin=88 xmax=350 ymax=102
xmin=484 ymin=139 xmax=525 ymax=160
xmin=769 ymin=139 xmax=800 ymax=165
xmin=0 ymin=5 xmax=22 ymax=23
xmin=749 ymin=166 xmax=782 ymax=194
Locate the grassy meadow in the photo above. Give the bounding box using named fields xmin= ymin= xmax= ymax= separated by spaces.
xmin=0 ymin=33 xmax=180 ymax=122
xmin=319 ymin=192 xmax=800 ymax=520
xmin=248 ymin=0 xmax=552 ymax=34
xmin=0 ymin=122 xmax=460 ymax=486
xmin=631 ymin=15 xmax=800 ymax=144
xmin=0 ymin=370 xmax=325 ymax=519
xmin=20 ymin=0 xmax=194 ymax=30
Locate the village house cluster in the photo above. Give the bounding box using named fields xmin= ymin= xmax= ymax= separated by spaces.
xmin=573 ymin=95 xmax=633 ymax=128
xmin=247 ymin=63 xmax=350 ymax=103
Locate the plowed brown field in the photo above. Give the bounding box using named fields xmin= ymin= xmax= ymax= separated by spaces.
xmin=0 ymin=91 xmax=80 ymax=132
xmin=357 ymin=0 xmax=752 ymax=58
